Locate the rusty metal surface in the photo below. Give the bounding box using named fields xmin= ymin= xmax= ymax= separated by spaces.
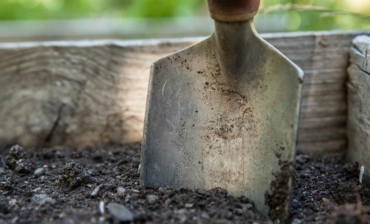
xmin=140 ymin=19 xmax=303 ymax=221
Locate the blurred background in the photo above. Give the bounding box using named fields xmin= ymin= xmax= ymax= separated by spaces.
xmin=0 ymin=0 xmax=369 ymax=42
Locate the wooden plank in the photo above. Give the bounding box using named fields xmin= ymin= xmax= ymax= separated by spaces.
xmin=298 ymin=127 xmax=347 ymax=142
xmin=303 ymin=68 xmax=346 ymax=81
xmin=301 ymin=94 xmax=345 ymax=107
xmin=350 ymin=38 xmax=370 ymax=74
xmin=350 ymin=52 xmax=370 ymax=75
xmin=346 ymin=35 xmax=370 ymax=184
xmin=352 ymin=35 xmax=370 ymax=55
xmin=300 ymin=101 xmax=346 ymax=119
xmin=298 ymin=116 xmax=346 ymax=129
xmin=302 ymin=82 xmax=345 ymax=96
xmin=297 ymin=139 xmax=347 ymax=156
xmin=1 ymin=31 xmax=370 ymax=155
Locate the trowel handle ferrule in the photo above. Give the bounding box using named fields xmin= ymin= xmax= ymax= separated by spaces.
xmin=207 ymin=0 xmax=260 ymax=22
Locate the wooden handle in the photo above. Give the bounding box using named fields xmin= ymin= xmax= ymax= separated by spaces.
xmin=207 ymin=0 xmax=260 ymax=22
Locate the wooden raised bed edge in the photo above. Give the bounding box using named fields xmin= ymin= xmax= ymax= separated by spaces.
xmin=347 ymin=35 xmax=370 ymax=184
xmin=1 ymin=30 xmax=370 ymax=156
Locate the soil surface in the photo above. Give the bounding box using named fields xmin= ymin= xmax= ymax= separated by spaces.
xmin=0 ymin=143 xmax=369 ymax=224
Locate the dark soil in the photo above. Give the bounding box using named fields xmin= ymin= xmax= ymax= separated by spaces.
xmin=0 ymin=143 xmax=369 ymax=224
xmin=265 ymin=160 xmax=295 ymax=223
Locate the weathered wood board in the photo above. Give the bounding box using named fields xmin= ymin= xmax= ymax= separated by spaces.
xmin=1 ymin=31 xmax=370 ymax=155
xmin=346 ymin=35 xmax=370 ymax=183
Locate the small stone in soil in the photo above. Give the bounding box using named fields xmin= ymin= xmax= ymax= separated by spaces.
xmin=91 ymin=184 xmax=102 ymax=197
xmin=165 ymin=199 xmax=172 ymax=208
xmin=117 ymin=187 xmax=126 ymax=197
xmin=176 ymin=209 xmax=188 ymax=223
xmin=107 ymin=203 xmax=133 ymax=222
xmin=99 ymin=201 xmax=105 ymax=214
xmin=201 ymin=212 xmax=210 ymax=219
xmin=31 ymin=194 xmax=56 ymax=205
xmin=8 ymin=199 xmax=17 ymax=207
xmin=33 ymin=168 xmax=44 ymax=177
xmin=185 ymin=203 xmax=193 ymax=208
xmin=146 ymin=194 xmax=159 ymax=204
xmin=292 ymin=218 xmax=303 ymax=224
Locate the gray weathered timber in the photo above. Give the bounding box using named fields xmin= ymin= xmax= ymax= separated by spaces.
xmin=346 ymin=35 xmax=370 ymax=184
xmin=1 ymin=30 xmax=370 ymax=155
xmin=0 ymin=39 xmax=197 ymax=148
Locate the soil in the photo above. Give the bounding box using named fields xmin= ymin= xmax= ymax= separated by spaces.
xmin=265 ymin=160 xmax=295 ymax=223
xmin=0 ymin=143 xmax=370 ymax=224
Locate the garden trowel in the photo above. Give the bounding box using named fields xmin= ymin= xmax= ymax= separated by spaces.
xmin=140 ymin=0 xmax=303 ymax=221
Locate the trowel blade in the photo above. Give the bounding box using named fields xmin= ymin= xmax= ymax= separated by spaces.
xmin=140 ymin=22 xmax=303 ymax=222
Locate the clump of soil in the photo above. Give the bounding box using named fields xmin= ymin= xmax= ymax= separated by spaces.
xmin=4 ymin=145 xmax=33 ymax=174
xmin=0 ymin=143 xmax=370 ymax=224
xmin=265 ymin=160 xmax=295 ymax=223
xmin=62 ymin=161 xmax=94 ymax=189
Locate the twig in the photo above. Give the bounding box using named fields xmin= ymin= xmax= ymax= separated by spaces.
xmin=44 ymin=104 xmax=65 ymax=144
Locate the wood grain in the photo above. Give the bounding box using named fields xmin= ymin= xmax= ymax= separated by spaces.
xmin=1 ymin=31 xmax=370 ymax=155
xmin=346 ymin=35 xmax=370 ymax=183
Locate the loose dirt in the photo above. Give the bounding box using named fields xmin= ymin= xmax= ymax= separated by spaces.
xmin=0 ymin=143 xmax=369 ymax=224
